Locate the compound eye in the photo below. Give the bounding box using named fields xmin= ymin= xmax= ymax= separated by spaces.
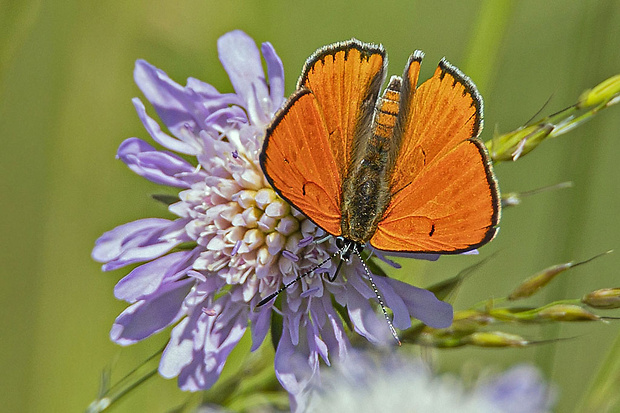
xmin=354 ymin=242 xmax=365 ymax=254
xmin=335 ymin=236 xmax=345 ymax=249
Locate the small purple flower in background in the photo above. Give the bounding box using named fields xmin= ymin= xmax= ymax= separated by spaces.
xmin=92 ymin=30 xmax=452 ymax=410
xmin=308 ymin=351 xmax=556 ymax=413
xmin=474 ymin=364 xmax=556 ymax=413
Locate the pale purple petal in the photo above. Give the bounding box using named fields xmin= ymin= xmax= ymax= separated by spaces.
xmin=243 ymin=85 xmax=270 ymax=126
xmin=286 ymin=307 xmax=304 ymax=345
xmin=92 ymin=218 xmax=187 ymax=271
xmin=369 ymin=245 xmax=440 ymax=263
xmin=183 ymin=311 xmax=248 ymax=390
xmin=117 ymin=137 xmax=201 ymax=187
xmin=103 ymin=230 xmax=187 ymax=271
xmin=371 ymin=250 xmax=401 ymax=268
xmin=93 ymin=218 xmax=168 ymax=262
xmin=370 ymin=275 xmax=411 ymax=330
xmin=132 ymin=97 xmax=199 ymax=155
xmin=275 ymin=319 xmax=313 ymax=391
xmin=309 ymin=351 xmax=554 ymax=412
xmin=134 ymin=60 xmax=212 ymax=143
xmin=162 ymin=298 xmax=248 ymax=391
xmin=204 ymin=106 xmax=247 ymax=134
xmin=249 ymin=305 xmax=272 ymax=351
xmin=261 ymin=41 xmax=285 ymax=111
xmin=346 ymin=268 xmax=373 ymax=298
xmin=114 ymin=249 xmax=199 ymax=302
xmin=275 ymin=323 xmax=317 ymax=413
xmin=218 ymin=30 xmax=270 ymax=125
xmin=308 ymin=301 xmax=333 ymax=364
xmin=344 ymin=284 xmax=392 ymax=345
xmin=110 ymin=278 xmax=193 ymax=345
xmin=318 ymin=296 xmax=349 ymax=361
xmin=159 ymin=317 xmax=194 ymax=377
xmin=384 ymin=277 xmax=453 ymax=328
xmin=186 ymin=77 xmax=242 ymax=115
xmin=306 ymin=313 xmax=329 ymax=365
xmin=399 ymin=252 xmax=441 ymax=261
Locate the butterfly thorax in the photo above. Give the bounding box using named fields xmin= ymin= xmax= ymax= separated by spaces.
xmin=340 ymin=77 xmax=402 ymax=243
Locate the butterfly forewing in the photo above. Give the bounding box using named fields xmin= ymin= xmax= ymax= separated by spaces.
xmin=389 ymin=57 xmax=483 ymax=194
xmin=299 ymin=40 xmax=387 ymax=181
xmin=261 ymin=40 xmax=387 ymax=236
xmin=260 ymin=89 xmax=343 ymax=235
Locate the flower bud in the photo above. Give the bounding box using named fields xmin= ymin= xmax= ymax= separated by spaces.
xmin=582 ymin=288 xmax=620 ymax=309
xmin=577 ymin=74 xmax=620 ymax=109
xmin=487 ymin=307 xmax=536 ymax=322
xmin=449 ymin=310 xmax=494 ymax=333
xmin=536 ymin=304 xmax=600 ymax=321
xmin=508 ymin=263 xmax=571 ymax=300
xmin=417 ymin=332 xmax=465 ymax=348
xmin=508 ymin=251 xmax=611 ymax=300
xmin=486 ymin=123 xmax=554 ymax=162
xmin=465 ymin=331 xmax=528 ymax=347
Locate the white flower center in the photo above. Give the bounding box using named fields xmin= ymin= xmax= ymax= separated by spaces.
xmin=180 ymin=144 xmax=332 ymax=303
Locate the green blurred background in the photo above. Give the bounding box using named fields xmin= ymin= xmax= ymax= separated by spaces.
xmin=2 ymin=0 xmax=619 ymax=411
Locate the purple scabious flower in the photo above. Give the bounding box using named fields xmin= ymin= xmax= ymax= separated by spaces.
xmin=92 ymin=30 xmax=452 ymax=410
xmin=308 ymin=351 xmax=556 ymax=413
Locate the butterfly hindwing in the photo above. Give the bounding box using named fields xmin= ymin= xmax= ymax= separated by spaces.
xmin=371 ymin=139 xmax=499 ymax=252
xmin=371 ymin=56 xmax=500 ymax=252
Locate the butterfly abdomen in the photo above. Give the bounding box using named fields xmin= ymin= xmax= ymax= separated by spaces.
xmin=373 ymin=76 xmax=402 ymax=141
xmin=340 ymin=76 xmax=403 ymax=242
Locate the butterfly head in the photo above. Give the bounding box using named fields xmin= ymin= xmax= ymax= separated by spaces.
xmin=335 ymin=236 xmax=364 ymax=262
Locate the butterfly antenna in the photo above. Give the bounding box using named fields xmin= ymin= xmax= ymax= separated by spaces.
xmin=328 ymin=239 xmax=353 ymax=282
xmin=355 ymin=249 xmax=401 ymax=346
xmin=257 ymin=250 xmax=340 ymax=307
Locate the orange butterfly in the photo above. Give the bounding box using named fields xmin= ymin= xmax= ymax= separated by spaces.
xmin=261 ymin=39 xmax=500 ymax=264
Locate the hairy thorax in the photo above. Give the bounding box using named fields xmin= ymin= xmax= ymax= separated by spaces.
xmin=340 ymin=147 xmax=391 ymax=242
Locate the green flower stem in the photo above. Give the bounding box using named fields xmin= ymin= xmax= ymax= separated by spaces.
xmin=85 ymin=346 xmax=165 ymax=413
xmin=575 ymin=330 xmax=620 ymax=413
xmin=550 ymin=101 xmax=610 ymax=137
xmin=86 ymin=367 xmax=158 ymax=413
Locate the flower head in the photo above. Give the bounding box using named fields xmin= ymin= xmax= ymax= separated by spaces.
xmin=92 ymin=30 xmax=452 ymax=409
xmin=308 ymin=351 xmax=556 ymax=413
